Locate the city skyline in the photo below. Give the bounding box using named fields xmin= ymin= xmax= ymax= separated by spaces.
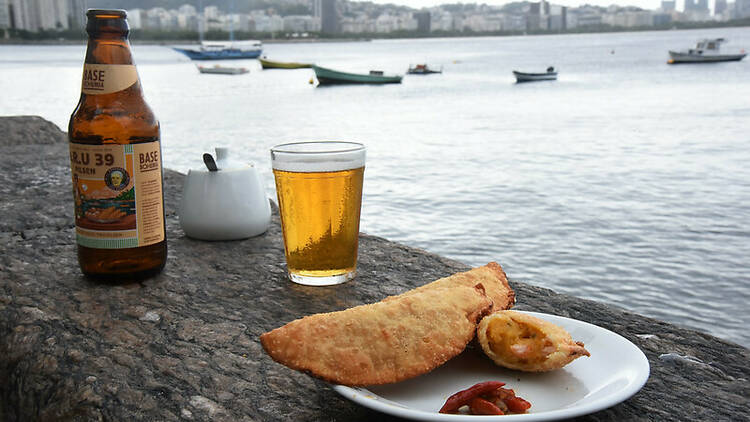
xmin=2 ymin=0 xmax=745 ymax=36
xmin=371 ymin=0 xmax=690 ymax=11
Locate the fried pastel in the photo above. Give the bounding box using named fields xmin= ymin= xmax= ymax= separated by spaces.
xmin=260 ymin=285 xmax=492 ymax=386
xmin=477 ymin=310 xmax=590 ymax=372
xmin=405 ymin=262 xmax=515 ymax=312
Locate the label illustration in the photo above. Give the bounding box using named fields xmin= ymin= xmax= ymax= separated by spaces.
xmin=81 ymin=64 xmax=138 ymax=95
xmin=70 ymin=141 xmax=164 ymax=249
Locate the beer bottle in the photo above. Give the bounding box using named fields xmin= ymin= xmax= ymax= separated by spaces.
xmin=68 ymin=9 xmax=167 ymax=280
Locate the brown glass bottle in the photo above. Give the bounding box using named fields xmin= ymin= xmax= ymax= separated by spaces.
xmin=68 ymin=9 xmax=167 ymax=281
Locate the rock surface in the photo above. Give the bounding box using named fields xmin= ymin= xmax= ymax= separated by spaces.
xmin=1 ymin=116 xmax=748 ymax=421
xmin=0 ymin=115 xmax=68 ymax=146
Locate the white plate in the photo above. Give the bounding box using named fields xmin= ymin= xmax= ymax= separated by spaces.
xmin=333 ymin=311 xmax=649 ymax=421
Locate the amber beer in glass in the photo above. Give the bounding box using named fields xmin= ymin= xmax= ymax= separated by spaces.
xmin=68 ymin=9 xmax=167 ymax=280
xmin=271 ymin=142 xmax=365 ymax=286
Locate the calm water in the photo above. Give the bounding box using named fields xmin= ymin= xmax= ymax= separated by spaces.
xmin=1 ymin=27 xmax=749 ymax=347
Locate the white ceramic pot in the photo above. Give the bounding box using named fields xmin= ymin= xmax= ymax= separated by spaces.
xmin=178 ymin=148 xmax=271 ymax=241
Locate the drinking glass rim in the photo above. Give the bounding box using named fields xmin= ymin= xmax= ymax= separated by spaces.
xmin=271 ymin=141 xmax=365 ymax=155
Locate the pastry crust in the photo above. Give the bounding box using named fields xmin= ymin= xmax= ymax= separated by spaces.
xmin=405 ymin=262 xmax=515 ymax=312
xmin=477 ymin=310 xmax=590 ymax=372
xmin=260 ymin=285 xmax=493 ymax=386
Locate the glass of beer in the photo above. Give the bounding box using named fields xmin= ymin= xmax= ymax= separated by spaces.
xmin=271 ymin=142 xmax=366 ymax=286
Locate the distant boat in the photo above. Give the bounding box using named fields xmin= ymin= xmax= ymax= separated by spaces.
xmin=312 ymin=65 xmax=402 ymax=85
xmin=174 ymin=40 xmax=263 ymax=60
xmin=513 ymin=66 xmax=557 ymax=83
xmin=259 ymin=57 xmax=313 ymax=69
xmin=172 ymin=0 xmax=262 ymax=60
xmin=668 ymin=38 xmax=746 ymax=64
xmin=407 ymin=64 xmax=442 ymax=75
xmin=197 ymin=64 xmax=249 ymax=75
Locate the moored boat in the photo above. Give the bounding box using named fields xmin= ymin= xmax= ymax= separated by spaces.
xmin=668 ymin=38 xmax=746 ymax=64
xmin=174 ymin=40 xmax=263 ymax=60
xmin=259 ymin=57 xmax=312 ymax=69
xmin=197 ymin=64 xmax=249 ymax=75
xmin=312 ymin=65 xmax=402 ymax=85
xmin=513 ymin=66 xmax=557 ymax=83
xmin=407 ymin=64 xmax=442 ymax=75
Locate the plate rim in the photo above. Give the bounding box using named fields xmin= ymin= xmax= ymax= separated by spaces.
xmin=332 ymin=311 xmax=650 ymax=421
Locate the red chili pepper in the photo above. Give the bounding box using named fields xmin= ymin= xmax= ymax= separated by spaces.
xmin=469 ymin=397 xmax=505 ymax=415
xmin=504 ymin=396 xmax=532 ymax=413
xmin=486 ymin=386 xmax=514 ymax=401
xmin=438 ymin=381 xmax=506 ymax=414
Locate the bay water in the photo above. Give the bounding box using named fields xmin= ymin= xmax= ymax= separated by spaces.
xmin=1 ymin=26 xmax=749 ymax=347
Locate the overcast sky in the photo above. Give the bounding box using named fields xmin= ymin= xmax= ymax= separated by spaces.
xmin=370 ymin=0 xmax=671 ymax=10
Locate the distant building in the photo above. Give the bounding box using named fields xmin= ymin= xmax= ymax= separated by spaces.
xmin=715 ymin=0 xmax=728 ymax=14
xmin=685 ymin=0 xmax=709 ymax=12
xmin=527 ymin=2 xmax=540 ymax=30
xmin=253 ymin=13 xmax=284 ymax=32
xmin=624 ymin=11 xmax=653 ymax=26
xmin=283 ymin=15 xmax=319 ymax=32
xmin=204 ymin=6 xmax=220 ymax=20
xmin=414 ymin=10 xmax=430 ymax=33
xmin=540 ymin=0 xmax=550 ymax=14
xmin=430 ymin=11 xmax=457 ymax=31
xmin=548 ymin=5 xmax=566 ymax=31
xmin=0 ymin=0 xmax=10 ymax=29
xmin=653 ymin=12 xmax=672 ymax=25
xmin=576 ymin=13 xmax=603 ymax=27
xmin=9 ymin=0 xmax=69 ymax=31
xmin=737 ymin=0 xmax=750 ymax=17
xmin=144 ymin=8 xmax=171 ymax=30
xmin=503 ymin=14 xmax=526 ymax=31
xmin=67 ymin=0 xmax=85 ymax=29
xmin=340 ymin=15 xmax=374 ymax=33
xmin=684 ymin=0 xmax=711 ymax=19
xmin=127 ymin=9 xmax=144 ymax=30
xmin=314 ymin=0 xmax=339 ymax=34
xmin=661 ymin=0 xmax=676 ymax=11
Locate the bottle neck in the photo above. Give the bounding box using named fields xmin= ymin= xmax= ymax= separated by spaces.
xmin=84 ymin=35 xmax=135 ymax=65
xmin=80 ymin=33 xmax=143 ymax=97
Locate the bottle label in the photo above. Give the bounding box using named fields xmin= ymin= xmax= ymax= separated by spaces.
xmin=70 ymin=141 xmax=165 ymax=249
xmin=81 ymin=64 xmax=138 ymax=95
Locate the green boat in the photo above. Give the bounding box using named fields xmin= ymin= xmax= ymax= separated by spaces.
xmin=312 ymin=65 xmax=402 ymax=85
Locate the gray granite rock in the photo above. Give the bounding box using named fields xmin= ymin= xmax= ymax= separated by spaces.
xmin=0 ymin=115 xmax=67 ymax=146
xmin=1 ymin=117 xmax=749 ymax=422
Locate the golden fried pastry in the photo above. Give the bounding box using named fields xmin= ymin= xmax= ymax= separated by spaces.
xmin=260 ymin=285 xmax=493 ymax=386
xmin=477 ymin=310 xmax=590 ymax=372
xmin=404 ymin=262 xmax=515 ymax=312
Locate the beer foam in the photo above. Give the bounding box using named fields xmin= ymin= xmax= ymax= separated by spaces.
xmin=271 ymin=142 xmax=366 ymax=173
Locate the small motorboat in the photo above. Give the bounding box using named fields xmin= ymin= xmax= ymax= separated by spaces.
xmin=312 ymin=65 xmax=402 ymax=85
xmin=197 ymin=64 xmax=249 ymax=75
xmin=513 ymin=66 xmax=557 ymax=83
xmin=668 ymin=38 xmax=746 ymax=64
xmin=259 ymin=57 xmax=313 ymax=69
xmin=407 ymin=64 xmax=442 ymax=75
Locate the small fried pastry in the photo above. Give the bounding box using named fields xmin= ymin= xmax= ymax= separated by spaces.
xmin=477 ymin=310 xmax=590 ymax=372
xmin=261 ymin=285 xmax=493 ymax=386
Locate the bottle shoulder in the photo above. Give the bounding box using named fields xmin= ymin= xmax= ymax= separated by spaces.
xmin=69 ymin=83 xmax=159 ymax=144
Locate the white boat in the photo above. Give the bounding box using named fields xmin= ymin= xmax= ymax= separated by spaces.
xmin=172 ymin=1 xmax=262 ymax=60
xmin=513 ymin=66 xmax=557 ymax=83
xmin=668 ymin=38 xmax=746 ymax=64
xmin=197 ymin=64 xmax=249 ymax=75
xmin=176 ymin=40 xmax=263 ymax=60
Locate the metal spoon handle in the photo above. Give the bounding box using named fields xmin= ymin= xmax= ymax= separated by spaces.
xmin=203 ymin=153 xmax=219 ymax=172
